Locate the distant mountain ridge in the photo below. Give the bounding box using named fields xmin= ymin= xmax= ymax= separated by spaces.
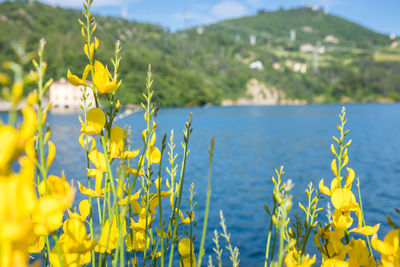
xmin=1 ymin=1 xmax=399 ymax=106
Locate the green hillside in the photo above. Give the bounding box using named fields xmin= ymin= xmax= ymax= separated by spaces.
xmin=206 ymin=8 xmax=390 ymax=48
xmin=1 ymin=1 xmax=400 ymax=106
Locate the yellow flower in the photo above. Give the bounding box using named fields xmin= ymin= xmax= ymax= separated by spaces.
xmin=33 ymin=197 xmax=65 ymax=235
xmin=60 ymin=216 xmax=95 ymax=253
xmin=118 ymin=189 xmax=141 ymax=206
xmin=141 ymin=129 xmax=161 ymax=164
xmin=178 ymin=238 xmax=196 ymax=267
xmin=372 ymin=229 xmax=400 ymax=267
xmin=79 ymin=107 xmax=106 ymax=135
xmin=28 ymin=235 xmax=45 ymax=254
xmin=331 ymin=188 xmax=358 ymax=212
xmin=67 ymin=64 xmax=90 ymax=86
xmin=78 ymin=133 xmax=96 ymax=152
xmin=108 ymin=126 xmax=140 ymax=160
xmin=0 ymin=126 xmax=18 ymax=174
xmin=347 ymin=238 xmax=376 ymax=267
xmin=284 ymin=248 xmax=316 ymax=267
xmin=0 ymin=157 xmax=37 ymax=267
xmin=126 ymin=229 xmax=150 ymax=252
xmin=322 ymin=258 xmax=349 ymax=267
xmin=93 ymin=60 xmax=120 ymax=94
xmin=38 ymin=174 xmax=74 ymax=207
xmin=19 ymin=106 xmax=37 ymax=141
xmin=350 ymin=224 xmax=380 ymax=236
xmin=95 ymin=215 xmax=126 ymax=254
xmin=34 ymin=175 xmax=74 ymax=235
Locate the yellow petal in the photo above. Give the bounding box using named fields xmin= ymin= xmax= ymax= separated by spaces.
xmin=330 ymin=178 xmax=340 ymax=194
xmin=88 ymin=150 xmax=107 ymax=171
xmin=78 ymin=182 xmax=103 ymax=198
xmin=350 ymin=224 xmax=380 ymax=235
xmin=19 ymin=106 xmax=37 ymax=140
xmin=33 ymin=197 xmax=64 ymax=235
xmin=82 ymin=108 xmax=106 ymax=135
xmin=342 ymin=155 xmax=349 ymax=167
xmin=28 ymin=235 xmax=45 ymax=253
xmin=25 ymin=136 xmax=37 ymax=162
xmin=79 ymin=133 xmax=96 ymax=152
xmin=109 ymin=126 xmax=125 ymax=159
xmin=93 ymin=60 xmax=111 ymax=94
xmin=122 ymin=148 xmax=141 ymax=159
xmin=94 ymin=37 xmax=99 ymax=50
xmin=84 ymin=43 xmax=89 ymax=58
xmin=142 ymin=129 xmax=156 ymax=146
xmin=82 ymin=64 xmax=91 ymax=81
xmin=372 ymin=234 xmax=393 ymax=255
xmin=67 ymin=69 xmax=84 ymax=86
xmin=344 ymin=168 xmax=355 ymax=188
xmin=79 ymin=199 xmax=91 ymax=220
xmin=150 ymin=146 xmax=161 ymax=164
xmin=331 ymin=158 xmax=338 ymax=176
xmin=0 ymin=126 xmax=18 ymax=171
xmin=46 ymin=140 xmax=56 ymax=168
xmin=319 ymin=179 xmax=331 ymax=196
xmin=331 ymin=188 xmax=357 ymax=211
xmin=178 ymin=238 xmax=194 ymax=258
xmin=127 ymin=167 xmax=145 ymax=176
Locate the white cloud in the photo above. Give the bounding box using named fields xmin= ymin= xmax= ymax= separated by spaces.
xmin=210 ymin=1 xmax=248 ymax=20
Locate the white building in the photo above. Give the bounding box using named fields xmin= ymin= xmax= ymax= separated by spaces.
xmin=249 ymin=34 xmax=256 ymax=46
xmin=299 ymin=43 xmax=326 ymax=54
xmin=49 ymin=79 xmax=95 ymax=112
xmin=196 ymin=27 xmax=204 ymax=35
xmin=272 ymin=62 xmax=281 ymax=70
xmin=299 ymin=43 xmax=314 ymax=53
xmin=302 ymin=26 xmax=313 ymax=33
xmin=324 ymin=35 xmax=339 ymax=43
xmin=249 ymin=61 xmax=264 ymax=70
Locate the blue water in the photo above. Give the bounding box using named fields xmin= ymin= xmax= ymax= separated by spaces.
xmin=3 ymin=104 xmax=400 ymax=265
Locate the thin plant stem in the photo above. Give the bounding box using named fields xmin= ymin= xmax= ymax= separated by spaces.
xmin=197 ymin=136 xmax=215 ymax=267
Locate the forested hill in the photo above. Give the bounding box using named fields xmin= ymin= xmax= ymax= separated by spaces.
xmin=205 ymin=7 xmax=390 ymax=48
xmin=1 ymin=1 xmax=400 ymax=106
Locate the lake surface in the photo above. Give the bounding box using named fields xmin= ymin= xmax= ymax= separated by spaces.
xmin=3 ymin=104 xmax=400 ymax=265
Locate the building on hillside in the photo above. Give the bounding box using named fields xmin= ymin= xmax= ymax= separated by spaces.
xmin=249 ymin=34 xmax=256 ymax=46
xmin=302 ymin=26 xmax=313 ymax=33
xmin=285 ymin=60 xmax=307 ymax=74
xmin=249 ymin=60 xmax=264 ymax=70
xmin=49 ymin=78 xmax=95 ymax=112
xmin=272 ymin=62 xmax=281 ymax=70
xmin=196 ymin=27 xmax=204 ymax=35
xmin=299 ymin=43 xmax=314 ymax=53
xmin=324 ymin=35 xmax=339 ymax=43
xmin=300 ymin=43 xmax=326 ymax=54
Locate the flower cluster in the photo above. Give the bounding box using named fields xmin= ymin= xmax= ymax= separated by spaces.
xmin=0 ymin=39 xmax=74 ymax=267
xmin=314 ymin=108 xmax=379 ymax=266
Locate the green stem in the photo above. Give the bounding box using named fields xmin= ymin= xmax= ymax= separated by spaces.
xmin=357 ymin=178 xmax=374 ymax=256
xmin=197 ymin=137 xmax=215 ymax=267
xmin=264 ymin=202 xmax=277 ymax=267
xmin=168 ymin=115 xmax=192 ymax=267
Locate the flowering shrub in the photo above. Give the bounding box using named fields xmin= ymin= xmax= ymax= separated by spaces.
xmin=0 ymin=0 xmax=399 ymax=266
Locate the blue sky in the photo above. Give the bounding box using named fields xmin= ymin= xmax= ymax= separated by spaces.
xmin=34 ymin=0 xmax=400 ymax=35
